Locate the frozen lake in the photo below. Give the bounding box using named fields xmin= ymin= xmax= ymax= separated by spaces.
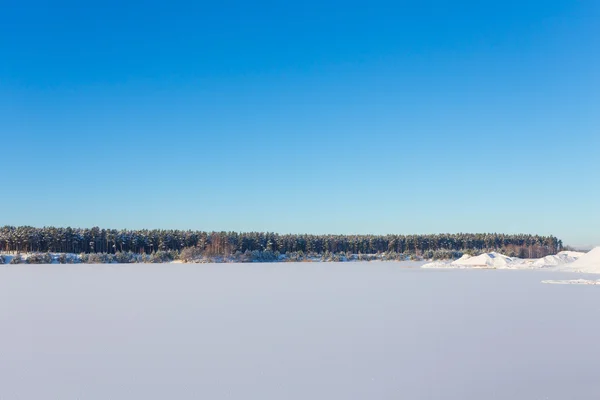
xmin=1 ymin=263 xmax=599 ymax=399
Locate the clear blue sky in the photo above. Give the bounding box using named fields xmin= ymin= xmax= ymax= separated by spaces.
xmin=2 ymin=0 xmax=598 ymax=246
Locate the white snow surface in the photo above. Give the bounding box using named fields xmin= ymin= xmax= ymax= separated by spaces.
xmin=422 ymin=249 xmax=587 ymax=270
xmin=557 ymin=250 xmax=586 ymax=258
xmin=420 ymin=260 xmax=454 ymax=269
xmin=422 ymin=252 xmax=519 ymax=269
xmin=557 ymin=247 xmax=600 ymax=274
xmin=453 ymin=252 xmax=515 ymax=268
xmin=531 ymin=252 xmax=583 ymax=267
xmin=542 ymin=279 xmax=600 ymax=285
xmin=421 ymin=254 xmax=473 ymax=269
xmin=454 ymin=254 xmax=472 ymax=263
xmin=1 ymin=264 xmax=600 ymax=400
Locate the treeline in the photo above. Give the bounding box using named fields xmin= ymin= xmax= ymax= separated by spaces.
xmin=0 ymin=226 xmax=562 ymax=259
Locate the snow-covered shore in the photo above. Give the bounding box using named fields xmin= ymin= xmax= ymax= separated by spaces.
xmin=3 ymin=248 xmax=600 ymax=277
xmin=542 ymin=279 xmax=600 ymax=285
xmin=422 ymin=249 xmax=600 ymax=274
xmin=0 ymin=251 xmax=421 ymax=265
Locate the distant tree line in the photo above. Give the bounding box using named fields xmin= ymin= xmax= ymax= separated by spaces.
xmin=0 ymin=226 xmax=562 ymax=259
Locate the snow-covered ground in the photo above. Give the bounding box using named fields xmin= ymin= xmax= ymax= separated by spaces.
xmin=422 ymin=249 xmax=592 ymax=271
xmin=555 ymin=247 xmax=600 ymax=274
xmin=1 ymin=253 xmax=82 ymax=264
xmin=1 ymin=264 xmax=599 ymax=399
xmin=0 ymin=252 xmax=421 ymax=264
xmin=542 ymin=278 xmax=600 ymax=285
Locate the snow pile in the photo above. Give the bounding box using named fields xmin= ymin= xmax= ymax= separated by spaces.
xmin=421 ymin=260 xmax=456 ymax=269
xmin=422 ymin=250 xmax=600 ymax=273
xmin=558 ymin=247 xmax=600 ymax=274
xmin=542 ymin=279 xmax=600 ymax=285
xmin=532 ymin=251 xmax=585 ymax=267
xmin=452 ymin=252 xmax=515 ymax=268
xmin=452 ymin=254 xmax=472 ymax=264
xmin=422 ymin=254 xmax=471 ymax=269
xmin=557 ymin=250 xmax=586 ymax=258
xmin=422 ymin=253 xmax=519 ymax=269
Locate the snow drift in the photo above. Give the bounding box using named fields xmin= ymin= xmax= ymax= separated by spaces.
xmin=422 ymin=252 xmax=518 ymax=269
xmin=558 ymin=247 xmax=600 ymax=274
xmin=542 ymin=279 xmax=600 ymax=285
xmin=556 ymin=250 xmax=586 ymax=258
xmin=453 ymin=252 xmax=515 ymax=268
xmin=422 ymin=250 xmax=586 ymax=270
xmin=421 ymin=254 xmax=472 ymax=269
xmin=531 ymin=251 xmax=585 ymax=267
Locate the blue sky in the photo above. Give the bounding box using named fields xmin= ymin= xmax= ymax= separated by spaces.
xmin=1 ymin=0 xmax=598 ymax=246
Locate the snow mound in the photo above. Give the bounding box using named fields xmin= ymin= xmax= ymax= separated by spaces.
xmin=542 ymin=279 xmax=600 ymax=285
xmin=453 ymin=254 xmax=472 ymax=263
xmin=422 ymin=253 xmax=521 ymax=269
xmin=421 ymin=249 xmax=591 ymax=271
xmin=421 ymin=254 xmax=473 ymax=269
xmin=532 ymin=253 xmax=582 ymax=267
xmin=558 ymin=247 xmax=600 ymax=274
xmin=452 ymin=252 xmax=515 ymax=268
xmin=557 ymin=250 xmax=586 ymax=258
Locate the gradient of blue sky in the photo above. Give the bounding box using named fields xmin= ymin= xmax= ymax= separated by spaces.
xmin=1 ymin=0 xmax=598 ymax=246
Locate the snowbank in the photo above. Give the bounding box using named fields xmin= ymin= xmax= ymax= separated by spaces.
xmin=421 ymin=260 xmax=457 ymax=269
xmin=421 ymin=255 xmax=468 ymax=269
xmin=531 ymin=252 xmax=584 ymax=267
xmin=453 ymin=252 xmax=515 ymax=268
xmin=542 ymin=279 xmax=600 ymax=285
xmin=453 ymin=254 xmax=472 ymax=263
xmin=421 ymin=253 xmax=512 ymax=269
xmin=422 ymin=250 xmax=586 ymax=270
xmin=557 ymin=250 xmax=586 ymax=258
xmin=422 ymin=252 xmax=521 ymax=269
xmin=557 ymin=247 xmax=600 ymax=274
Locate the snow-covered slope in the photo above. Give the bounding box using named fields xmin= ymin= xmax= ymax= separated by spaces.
xmin=421 ymin=254 xmax=472 ymax=269
xmin=557 ymin=250 xmax=586 ymax=258
xmin=420 ymin=260 xmax=456 ymax=269
xmin=452 ymin=254 xmax=472 ymax=264
xmin=452 ymin=252 xmax=515 ymax=268
xmin=422 ymin=250 xmax=586 ymax=270
xmin=422 ymin=253 xmax=518 ymax=269
xmin=558 ymin=247 xmax=600 ymax=274
xmin=542 ymin=279 xmax=600 ymax=285
xmin=531 ymin=251 xmax=584 ymax=267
